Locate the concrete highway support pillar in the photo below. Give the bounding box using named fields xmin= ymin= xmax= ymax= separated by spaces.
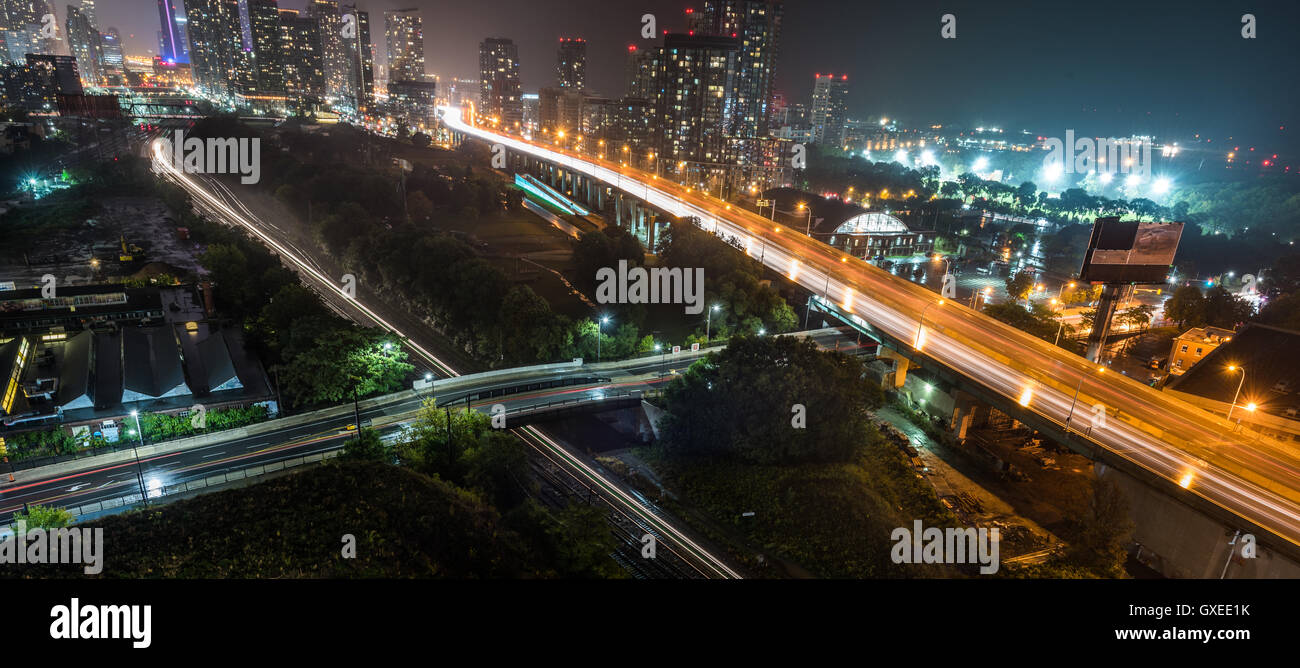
xmin=876 ymin=348 xmax=912 ymax=389
xmin=949 ymin=390 xmax=991 ymax=440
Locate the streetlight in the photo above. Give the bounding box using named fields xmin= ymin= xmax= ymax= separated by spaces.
xmin=1227 ymin=365 xmax=1247 ymax=420
xmin=1058 ymin=281 xmax=1077 ymax=302
xmin=971 ymin=286 xmax=993 ymax=309
xmin=128 ymin=410 xmax=149 ymax=504
xmin=705 ymin=304 xmax=720 ymax=341
xmin=1066 ymin=366 xmax=1107 ymax=432
xmin=797 ymin=202 xmax=813 ymax=236
xmin=654 ymin=343 xmax=666 ymax=378
xmin=597 ymin=316 xmax=610 ymax=361
xmin=915 ymin=299 xmax=944 ymax=350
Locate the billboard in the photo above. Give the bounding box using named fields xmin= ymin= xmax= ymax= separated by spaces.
xmin=1079 ymin=217 xmax=1184 ymax=284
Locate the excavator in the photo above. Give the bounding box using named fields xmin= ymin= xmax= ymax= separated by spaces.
xmin=118 ymin=234 xmax=144 ymax=263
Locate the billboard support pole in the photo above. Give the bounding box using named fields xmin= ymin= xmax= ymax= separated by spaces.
xmin=1085 ymin=283 xmax=1124 ymax=363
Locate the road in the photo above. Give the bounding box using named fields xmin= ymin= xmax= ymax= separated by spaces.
xmin=439 ymin=105 xmax=1300 ymax=549
xmin=74 ymin=142 xmax=786 ymax=578
xmin=0 ymin=327 xmax=855 ymax=517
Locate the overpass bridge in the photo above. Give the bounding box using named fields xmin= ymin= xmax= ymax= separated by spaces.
xmin=438 ymin=105 xmax=1300 ymax=570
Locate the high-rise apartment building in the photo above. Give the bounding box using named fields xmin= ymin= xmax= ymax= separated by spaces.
xmin=184 ymin=0 xmax=242 ymax=97
xmin=810 ymin=72 xmax=848 ymax=146
xmin=278 ymin=7 xmax=324 ymax=99
xmin=478 ymin=37 xmax=521 ymax=130
xmin=305 ymin=0 xmax=349 ymax=105
xmin=235 ymin=0 xmax=286 ymax=98
xmin=651 ymin=33 xmax=738 ymax=164
xmin=64 ymin=4 xmax=101 ymax=85
xmin=384 ymin=8 xmax=423 ymax=83
xmin=623 ymin=44 xmax=654 ymax=99
xmin=340 ymin=4 xmax=373 ymax=115
xmin=98 ymin=27 xmax=122 ymax=70
xmin=556 ymin=37 xmax=584 ymax=90
xmin=700 ymin=0 xmax=781 ymax=141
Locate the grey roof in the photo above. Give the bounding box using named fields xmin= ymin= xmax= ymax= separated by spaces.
xmin=56 ymin=330 xmax=92 ymax=408
xmin=1166 ymin=323 xmax=1300 ymax=418
xmin=196 ymin=331 xmax=241 ymax=394
xmin=93 ymin=332 xmax=122 ymax=409
xmin=123 ymin=326 xmax=185 ymax=398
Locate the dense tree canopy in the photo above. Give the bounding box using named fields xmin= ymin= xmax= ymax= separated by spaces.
xmin=658 ymin=335 xmax=883 ymax=464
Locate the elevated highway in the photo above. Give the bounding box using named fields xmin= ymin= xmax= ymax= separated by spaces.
xmin=438 ymin=105 xmax=1300 ymax=554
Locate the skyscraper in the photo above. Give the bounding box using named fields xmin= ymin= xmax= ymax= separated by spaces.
xmin=278 ymin=7 xmax=324 ymax=99
xmin=64 ymin=4 xmax=101 ymax=85
xmin=651 ymin=33 xmax=739 ymax=164
xmin=340 ymin=3 xmax=373 ymax=115
xmin=623 ymin=44 xmax=654 ymax=99
xmin=236 ymin=0 xmax=286 ymax=98
xmin=184 ymin=0 xmax=242 ymax=97
xmin=99 ymin=27 xmax=122 ymax=70
xmin=810 ymin=73 xmax=848 ymax=146
xmin=305 ymin=0 xmax=347 ymax=105
xmin=157 ymin=0 xmax=188 ymax=63
xmin=77 ymin=0 xmax=96 ymax=28
xmin=695 ymin=0 xmax=782 ymax=145
xmin=556 ymin=37 xmax=584 ymax=90
xmin=384 ymin=7 xmax=423 ymax=83
xmin=479 ymin=37 xmax=521 ymax=130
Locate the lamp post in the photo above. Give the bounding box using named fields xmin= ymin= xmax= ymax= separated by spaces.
xmin=597 ymin=316 xmax=610 ymax=361
xmin=1227 ymin=365 xmax=1246 ymax=420
xmin=1058 ymin=281 xmax=1077 ymax=302
xmin=1066 ymin=366 xmax=1107 ymax=432
xmin=128 ymin=410 xmax=149 ymax=504
xmin=705 ymin=305 xmax=720 ymax=341
xmin=654 ymin=343 xmax=666 ymax=378
xmin=915 ymin=299 xmax=944 ymax=350
xmin=798 ymin=202 xmax=813 ymax=236
xmin=971 ymin=286 xmax=993 ymax=309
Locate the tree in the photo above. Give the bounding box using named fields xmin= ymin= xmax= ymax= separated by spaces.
xmin=1066 ymin=478 xmax=1133 ymax=577
xmin=1164 ymin=285 xmax=1206 ymax=328
xmin=1004 ymin=271 xmax=1035 ymax=303
xmin=10 ymin=504 xmax=74 ymax=530
xmin=394 ymin=399 xmax=492 ymax=483
xmin=277 ymin=329 xmax=414 ymax=407
xmin=464 ymin=431 xmax=532 ymax=510
xmin=1118 ymin=304 xmax=1155 ymax=332
xmin=1202 ymin=286 xmax=1252 ymax=328
xmin=658 ymin=335 xmax=882 ymax=464
xmin=983 ymin=302 xmax=1068 ymax=343
xmin=340 ymin=428 xmax=388 ymax=462
xmin=407 ymin=191 xmax=433 ymax=223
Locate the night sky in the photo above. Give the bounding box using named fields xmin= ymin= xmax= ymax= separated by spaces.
xmin=90 ymin=0 xmax=1299 ymax=153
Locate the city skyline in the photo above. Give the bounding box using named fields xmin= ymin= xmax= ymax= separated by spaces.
xmin=69 ymin=0 xmax=1300 ymax=155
